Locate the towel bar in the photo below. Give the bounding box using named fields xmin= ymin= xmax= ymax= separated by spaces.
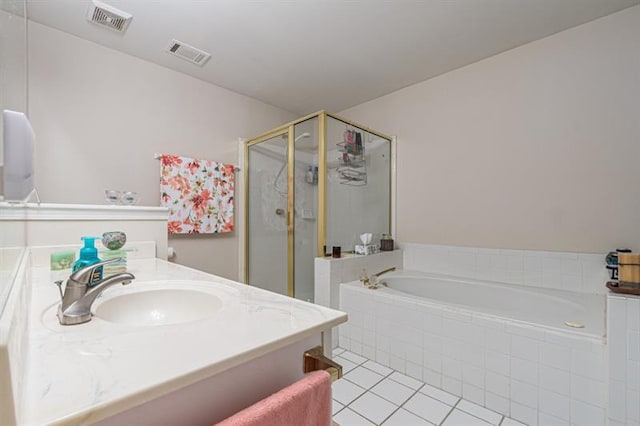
xmin=304 ymin=346 xmax=342 ymax=382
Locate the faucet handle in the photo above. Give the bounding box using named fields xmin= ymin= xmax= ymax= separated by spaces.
xmin=69 ymin=258 xmax=122 ymax=285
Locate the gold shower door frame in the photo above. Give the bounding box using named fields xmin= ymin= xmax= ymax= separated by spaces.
xmin=244 ymin=111 xmax=392 ymax=297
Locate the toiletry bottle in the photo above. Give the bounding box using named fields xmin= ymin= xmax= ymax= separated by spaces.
xmin=72 ymin=236 xmax=103 ymax=285
xmin=313 ymin=166 xmax=318 ymax=184
xmin=306 ymin=166 xmax=314 ymax=184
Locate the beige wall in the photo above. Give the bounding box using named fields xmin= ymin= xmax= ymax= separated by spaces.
xmin=27 ymin=22 xmax=296 ymax=279
xmin=340 ymin=6 xmax=640 ymax=254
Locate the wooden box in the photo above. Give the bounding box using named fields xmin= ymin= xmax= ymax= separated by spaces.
xmin=618 ymin=253 xmax=640 ymax=284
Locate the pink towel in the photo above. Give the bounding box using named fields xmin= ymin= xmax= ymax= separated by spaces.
xmin=215 ymin=371 xmax=332 ymax=426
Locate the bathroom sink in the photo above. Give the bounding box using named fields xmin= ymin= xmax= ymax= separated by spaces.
xmin=93 ymin=288 xmax=223 ymax=326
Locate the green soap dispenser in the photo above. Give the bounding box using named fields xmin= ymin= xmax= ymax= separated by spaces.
xmin=72 ymin=236 xmax=103 ymax=285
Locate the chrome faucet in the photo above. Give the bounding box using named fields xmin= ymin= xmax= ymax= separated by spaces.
xmin=54 ymin=258 xmax=135 ymax=325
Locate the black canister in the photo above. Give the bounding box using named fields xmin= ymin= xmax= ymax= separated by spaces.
xmin=380 ymin=234 xmax=394 ymax=251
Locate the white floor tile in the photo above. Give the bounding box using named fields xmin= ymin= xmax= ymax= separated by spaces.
xmin=442 ymin=409 xmax=492 ymax=426
xmin=371 ymin=378 xmax=416 ymax=406
xmin=389 ymin=370 xmax=424 ymax=390
xmin=350 ymin=392 xmax=399 ymax=425
xmin=419 ymin=383 xmax=460 ymax=406
xmin=501 ymin=418 xmax=528 ymax=426
xmin=332 ymin=352 xmax=526 ymax=426
xmin=457 ymin=400 xmax=503 ymax=425
xmin=345 ymin=366 xmax=385 ymax=390
xmin=334 ymin=407 xmax=376 ymax=426
xmin=333 ymin=378 xmax=367 ymax=405
xmin=334 ymin=347 xmax=346 ymax=357
xmin=341 ymin=350 xmax=369 ymax=364
xmin=363 ymin=359 xmax=394 ymax=376
xmin=383 ymin=408 xmax=435 ymax=426
xmin=404 ymin=392 xmax=453 ymax=425
xmin=335 ymin=356 xmax=359 ymax=374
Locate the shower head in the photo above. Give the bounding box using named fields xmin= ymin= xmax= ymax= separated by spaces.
xmin=294 ymin=132 xmax=311 ymax=143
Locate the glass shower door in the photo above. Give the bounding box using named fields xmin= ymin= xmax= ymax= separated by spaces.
xmin=246 ymin=130 xmax=291 ymax=296
xmin=293 ymin=118 xmax=319 ymax=302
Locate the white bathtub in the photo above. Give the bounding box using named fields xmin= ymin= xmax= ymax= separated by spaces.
xmin=338 ymin=270 xmax=607 ymax=425
xmin=378 ymin=270 xmax=604 ymax=337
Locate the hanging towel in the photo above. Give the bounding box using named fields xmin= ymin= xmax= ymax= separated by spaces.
xmin=159 ymin=154 xmax=234 ymax=234
xmin=215 ymin=370 xmax=331 ymax=426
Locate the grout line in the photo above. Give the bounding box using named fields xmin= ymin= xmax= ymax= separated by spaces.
xmin=332 ymin=351 xmax=520 ymax=426
xmin=437 ymin=398 xmax=461 ymax=426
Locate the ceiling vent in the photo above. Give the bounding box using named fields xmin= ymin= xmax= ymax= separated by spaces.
xmin=86 ymin=0 xmax=132 ymax=33
xmin=165 ymin=39 xmax=211 ymax=66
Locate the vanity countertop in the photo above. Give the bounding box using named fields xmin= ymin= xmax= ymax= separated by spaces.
xmin=19 ymin=259 xmax=347 ymax=425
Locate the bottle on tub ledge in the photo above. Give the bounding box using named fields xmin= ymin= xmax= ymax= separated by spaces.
xmin=380 ymin=234 xmax=394 ymax=252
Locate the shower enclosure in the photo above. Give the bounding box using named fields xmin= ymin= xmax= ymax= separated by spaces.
xmin=244 ymin=111 xmax=392 ymax=301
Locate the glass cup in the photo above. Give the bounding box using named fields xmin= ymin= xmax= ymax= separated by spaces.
xmin=105 ymin=189 xmax=121 ymax=204
xmin=121 ymin=191 xmax=138 ymax=205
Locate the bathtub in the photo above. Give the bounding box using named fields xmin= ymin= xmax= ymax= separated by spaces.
xmin=377 ymin=270 xmax=604 ymax=337
xmin=338 ymin=270 xmax=607 ymax=425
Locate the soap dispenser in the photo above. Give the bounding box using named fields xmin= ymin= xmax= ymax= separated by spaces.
xmin=72 ymin=236 xmax=103 ymax=285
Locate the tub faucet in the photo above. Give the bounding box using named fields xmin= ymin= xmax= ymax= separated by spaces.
xmin=54 ymin=258 xmax=134 ymax=325
xmin=373 ymin=267 xmax=396 ymax=277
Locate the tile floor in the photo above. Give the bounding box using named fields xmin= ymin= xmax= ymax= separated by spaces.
xmin=331 ymin=348 xmax=527 ymax=426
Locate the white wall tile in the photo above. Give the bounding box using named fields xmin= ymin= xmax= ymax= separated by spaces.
xmin=628 ymin=298 xmax=640 ymax=331
xmin=510 ymin=379 xmax=538 ymax=408
xmin=375 ymin=350 xmax=390 ymax=366
xmin=629 ymin=361 xmax=640 ymax=391
xmin=609 ymin=380 xmax=627 ymax=421
xmin=540 ymin=342 xmax=571 ymax=370
xmin=405 ymin=361 xmax=423 ymax=382
xmin=422 ymin=348 xmax=441 ymax=371
xmin=608 ymin=296 xmax=628 ymax=381
xmin=442 ymin=358 xmax=463 ymax=380
xmin=485 ymin=371 xmax=509 ymax=398
xmin=539 ymin=365 xmax=570 ymax=396
xmin=627 ymin=389 xmax=640 ymax=422
xmin=462 ymin=383 xmax=484 ymax=406
xmin=510 ymin=401 xmax=538 ymax=426
xmin=538 ymin=412 xmax=569 ymax=426
xmin=629 ymin=331 xmax=640 ymax=362
xmin=485 ymin=329 xmax=510 ymax=354
xmin=539 ymin=388 xmax=570 ymax=421
xmin=511 ymin=358 xmax=538 ymax=385
xmin=485 ymin=350 xmax=510 ymax=376
xmin=442 ymin=376 xmax=462 ymax=397
xmin=402 ymin=243 xmax=605 ymax=295
xmin=571 ymin=375 xmax=605 ymax=408
xmin=572 ymin=348 xmax=605 ymax=381
xmin=571 ymin=400 xmax=605 ymax=426
xmin=511 ymin=335 xmax=539 ymax=362
xmin=423 ymin=368 xmax=442 ymax=388
xmin=462 ymin=364 xmax=484 ymax=388
xmin=485 ymin=391 xmax=509 ymax=415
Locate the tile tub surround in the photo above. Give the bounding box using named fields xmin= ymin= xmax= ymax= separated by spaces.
xmin=607 ymin=294 xmax=640 ymax=426
xmin=331 ymin=348 xmax=526 ymax=426
xmin=402 ymin=243 xmax=608 ymax=295
xmin=339 ymin=282 xmax=606 ymax=426
xmin=315 ymin=250 xmax=402 ymax=348
xmin=10 ymin=258 xmax=346 ymax=425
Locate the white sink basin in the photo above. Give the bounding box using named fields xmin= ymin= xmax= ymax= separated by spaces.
xmin=93 ymin=288 xmax=223 ymax=326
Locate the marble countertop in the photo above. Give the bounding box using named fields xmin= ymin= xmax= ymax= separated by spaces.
xmin=19 ymin=259 xmax=347 ymax=425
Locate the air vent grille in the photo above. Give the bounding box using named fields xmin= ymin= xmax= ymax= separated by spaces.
xmin=165 ymin=40 xmax=211 ymax=66
xmin=86 ymin=1 xmax=132 ymax=33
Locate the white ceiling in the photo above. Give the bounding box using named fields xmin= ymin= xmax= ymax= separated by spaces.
xmin=26 ymin=0 xmax=639 ymax=115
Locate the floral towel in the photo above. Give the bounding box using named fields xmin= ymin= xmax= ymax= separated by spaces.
xmin=160 ymin=154 xmax=234 ymax=234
